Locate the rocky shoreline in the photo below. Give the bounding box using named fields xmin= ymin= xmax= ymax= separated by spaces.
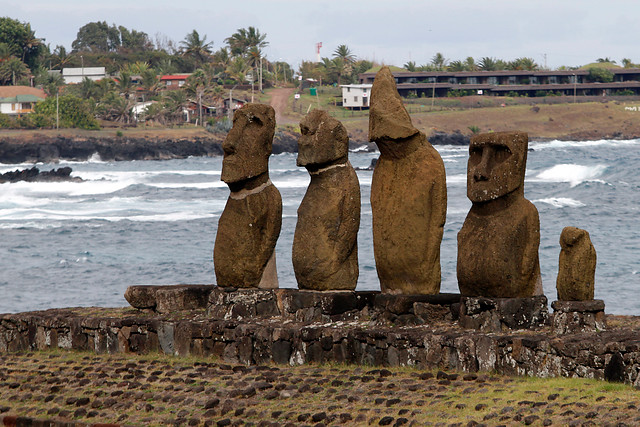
xmin=0 ymin=131 xmax=471 ymax=164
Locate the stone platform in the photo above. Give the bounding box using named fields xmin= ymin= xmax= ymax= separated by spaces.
xmin=1 ymin=286 xmax=636 ymax=386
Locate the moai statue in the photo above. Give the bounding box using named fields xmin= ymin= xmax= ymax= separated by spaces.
xmin=213 ymin=103 xmax=282 ymax=289
xmin=457 ymin=131 xmax=543 ymax=297
xmin=292 ymin=109 xmax=361 ymax=290
xmin=556 ymin=226 xmax=596 ymax=300
xmin=369 ymin=66 xmax=447 ymax=294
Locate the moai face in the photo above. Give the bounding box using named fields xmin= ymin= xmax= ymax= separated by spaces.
xmin=467 ymin=132 xmax=528 ymax=203
xmin=221 ymin=104 xmax=275 ymax=184
xmin=297 ymin=109 xmax=348 ymax=168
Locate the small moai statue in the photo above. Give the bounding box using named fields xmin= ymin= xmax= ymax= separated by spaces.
xmin=556 ymin=226 xmax=596 ymax=300
xmin=457 ymin=131 xmax=543 ymax=297
xmin=369 ymin=66 xmax=447 ymax=294
xmin=213 ymin=103 xmax=282 ymax=289
xmin=292 ymin=109 xmax=361 ymax=290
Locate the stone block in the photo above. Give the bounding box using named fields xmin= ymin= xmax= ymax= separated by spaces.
xmin=551 ymin=300 xmax=606 ymax=334
xmin=125 ymin=284 xmax=213 ymax=313
xmin=459 ymin=296 xmax=549 ymax=332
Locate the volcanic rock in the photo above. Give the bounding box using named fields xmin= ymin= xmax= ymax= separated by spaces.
xmin=293 ymin=109 xmax=360 ymax=290
xmin=369 ymin=66 xmax=447 ymax=295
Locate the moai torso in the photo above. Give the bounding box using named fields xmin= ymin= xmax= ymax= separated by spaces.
xmin=213 ymin=103 xmax=282 ymax=289
xmin=556 ymin=226 xmax=596 ymax=301
xmin=368 ymin=67 xmax=447 ymax=294
xmin=457 ymin=131 xmax=542 ymax=297
xmin=293 ymin=109 xmax=360 ymax=290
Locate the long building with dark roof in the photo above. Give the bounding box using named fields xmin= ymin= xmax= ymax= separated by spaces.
xmin=358 ymin=68 xmax=640 ymax=98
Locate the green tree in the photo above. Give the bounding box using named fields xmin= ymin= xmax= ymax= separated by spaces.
xmin=72 ymin=21 xmax=121 ymax=52
xmin=180 ymin=30 xmax=213 ymax=67
xmin=404 ymin=61 xmax=417 ymax=72
xmin=0 ymin=17 xmax=45 ymax=69
xmin=0 ymin=57 xmax=30 ymax=85
xmin=332 ymin=45 xmax=356 ymax=85
xmin=507 ymin=57 xmax=539 ymax=71
xmin=430 ymin=52 xmax=448 ymax=71
xmin=587 ymin=67 xmax=614 ymax=83
xmin=225 ymin=27 xmax=268 ymax=57
xmin=118 ymin=26 xmax=152 ymax=51
xmin=34 ymin=68 xmax=65 ymax=97
xmin=34 ymin=94 xmax=99 ymax=129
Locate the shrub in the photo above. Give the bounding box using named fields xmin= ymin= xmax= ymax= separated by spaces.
xmin=0 ymin=112 xmax=15 ymax=128
xmin=587 ymin=67 xmax=614 ymax=83
xmin=468 ymin=125 xmax=480 ymax=134
xmin=34 ymin=94 xmax=100 ymax=130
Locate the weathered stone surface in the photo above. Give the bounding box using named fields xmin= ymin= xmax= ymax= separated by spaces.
xmin=457 ymin=131 xmax=542 ymax=298
xmin=124 ymin=285 xmax=213 ymax=313
xmin=4 ymin=304 xmax=640 ymax=385
xmin=459 ymin=296 xmax=549 ymax=332
xmin=293 ymin=109 xmax=360 ymax=290
xmin=551 ymin=300 xmax=606 ymax=334
xmin=369 ymin=66 xmax=447 ymax=295
xmin=214 ymin=103 xmax=282 ymax=289
xmin=556 ymin=226 xmax=597 ymax=301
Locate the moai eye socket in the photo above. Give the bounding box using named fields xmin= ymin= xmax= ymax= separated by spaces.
xmin=493 ymin=145 xmax=512 ymax=164
xmin=469 ymin=146 xmax=483 ymax=166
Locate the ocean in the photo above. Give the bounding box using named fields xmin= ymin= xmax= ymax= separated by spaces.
xmin=1 ymin=139 xmax=638 ymax=315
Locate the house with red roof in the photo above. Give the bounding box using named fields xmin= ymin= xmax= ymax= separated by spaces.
xmin=160 ymin=74 xmax=191 ymax=90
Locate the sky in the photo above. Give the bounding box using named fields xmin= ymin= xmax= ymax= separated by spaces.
xmin=3 ymin=0 xmax=639 ymax=70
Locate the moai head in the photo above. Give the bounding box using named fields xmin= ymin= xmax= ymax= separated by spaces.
xmin=297 ymin=109 xmax=349 ymax=168
xmin=467 ymin=131 xmax=528 ymax=203
xmin=221 ymin=103 xmax=276 ymax=184
xmin=368 ymin=66 xmax=420 ymax=154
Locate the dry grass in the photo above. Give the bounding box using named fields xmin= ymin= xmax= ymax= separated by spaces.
xmin=1 ymin=349 xmax=640 ymax=426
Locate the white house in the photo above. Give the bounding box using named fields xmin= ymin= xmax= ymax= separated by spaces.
xmin=0 ymin=86 xmax=46 ymax=115
xmin=62 ymin=67 xmax=107 ymax=84
xmin=341 ymin=84 xmax=373 ymax=109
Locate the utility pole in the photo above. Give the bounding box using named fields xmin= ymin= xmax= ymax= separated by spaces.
xmin=56 ymin=91 xmax=59 ymax=130
xmin=259 ymin=56 xmax=263 ymax=92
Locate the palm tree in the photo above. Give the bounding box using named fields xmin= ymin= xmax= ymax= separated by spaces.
xmin=180 ymin=30 xmax=213 ymax=66
xmin=430 ymin=52 xmax=448 ymax=71
xmin=465 ymin=57 xmax=477 ymax=71
xmin=448 ymin=60 xmax=466 ymax=72
xmin=404 ymin=61 xmax=417 ymax=72
xmin=507 ymin=57 xmax=538 ymax=71
xmin=225 ymin=27 xmax=268 ymax=57
xmin=332 ymin=45 xmax=356 ymax=85
xmin=0 ymin=57 xmax=30 ymax=85
xmin=36 ymin=70 xmax=65 ymax=97
xmin=478 ymin=57 xmax=500 ymax=71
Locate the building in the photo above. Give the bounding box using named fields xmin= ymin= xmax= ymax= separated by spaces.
xmin=62 ymin=67 xmax=107 ymax=84
xmin=358 ymin=68 xmax=640 ymax=98
xmin=160 ymin=74 xmax=191 ymax=90
xmin=0 ymin=86 xmax=46 ymax=115
xmin=341 ymin=84 xmax=373 ymax=109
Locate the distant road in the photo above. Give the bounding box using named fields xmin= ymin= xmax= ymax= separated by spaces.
xmin=269 ymin=88 xmax=298 ymax=125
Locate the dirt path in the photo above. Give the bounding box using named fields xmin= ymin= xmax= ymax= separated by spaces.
xmin=269 ymin=88 xmax=298 ymax=125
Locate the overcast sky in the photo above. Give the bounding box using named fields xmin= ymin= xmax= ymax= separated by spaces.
xmin=4 ymin=0 xmax=639 ymax=70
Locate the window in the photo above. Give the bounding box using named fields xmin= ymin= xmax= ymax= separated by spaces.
xmin=11 ymin=103 xmax=16 ymax=111
xmin=467 ymin=77 xmax=477 ymax=84
xmin=508 ymin=76 xmax=517 ymax=85
xmin=488 ymin=77 xmax=498 ymax=85
xmin=343 ymin=98 xmax=347 ymax=104
xmin=354 ymin=96 xmax=358 ymax=102
xmin=549 ymin=76 xmax=558 ymax=84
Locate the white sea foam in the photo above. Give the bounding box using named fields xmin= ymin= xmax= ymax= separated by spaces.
xmin=447 ymin=174 xmax=467 ymax=184
xmin=534 ymin=197 xmax=586 ymax=208
xmin=530 ymin=138 xmax=640 ymax=151
xmin=532 ymin=164 xmax=607 ymax=187
xmin=145 ymin=182 xmax=226 ymax=189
